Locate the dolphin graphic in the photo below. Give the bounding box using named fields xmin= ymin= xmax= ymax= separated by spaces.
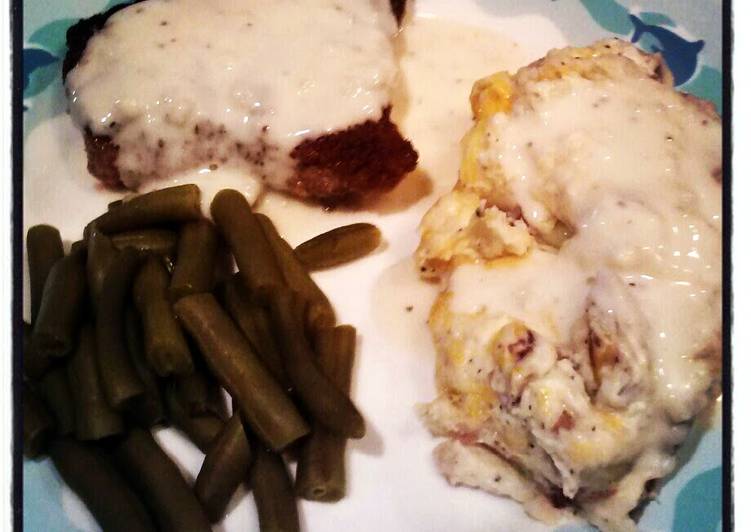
xmin=672 ymin=466 xmax=722 ymax=532
xmin=23 ymin=48 xmax=58 ymax=92
xmin=629 ymin=14 xmax=704 ymax=85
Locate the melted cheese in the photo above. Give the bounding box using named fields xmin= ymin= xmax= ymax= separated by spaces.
xmin=419 ymin=41 xmax=721 ymax=530
xmin=450 ymin=250 xmax=589 ymax=344
xmin=66 ymin=0 xmax=397 ymax=188
xmin=452 ymin=72 xmax=721 ymax=421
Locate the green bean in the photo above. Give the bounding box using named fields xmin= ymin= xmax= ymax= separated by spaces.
xmin=296 ymin=325 xmax=357 ymax=501
xmin=176 ymin=368 xmax=227 ymax=419
xmin=86 ymin=231 xmax=118 ymax=312
xmin=194 ymin=413 xmax=253 ymax=522
xmin=133 ymin=256 xmax=194 ymax=376
xmin=256 ymin=213 xmax=336 ymax=329
xmin=67 ymin=323 xmax=124 ymax=441
xmin=23 ymin=384 xmax=54 ymax=458
xmin=112 ymin=428 xmax=212 ymax=532
xmin=248 ymin=444 xmax=300 ymax=532
xmin=70 ymin=240 xmax=87 ymax=255
xmin=269 ymin=290 xmax=364 ymax=439
xmin=210 ymin=190 xmax=285 ymax=298
xmin=125 ymin=306 xmax=165 ymax=427
xmin=26 ymin=224 xmax=64 ymax=323
xmin=24 ymin=321 xmax=53 ymax=380
xmin=174 ymin=293 xmax=309 ymax=451
xmin=38 ymin=365 xmax=76 ymax=436
xmin=112 ymin=229 xmax=178 ymax=256
xmin=221 ymin=276 xmax=288 ymax=388
xmin=96 ymin=247 xmax=146 ymax=410
xmin=108 ymin=199 xmax=124 ymax=211
xmin=32 ymin=248 xmax=87 ymax=359
xmin=88 ymin=184 xmax=202 ymax=234
xmin=164 ymin=381 xmax=225 ymax=453
xmin=295 ymin=223 xmax=382 ymax=270
xmin=169 ymin=220 xmax=219 ymax=301
xmin=49 ymin=437 xmax=157 ymax=532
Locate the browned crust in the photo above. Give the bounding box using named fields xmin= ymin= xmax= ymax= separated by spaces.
xmin=63 ymin=1 xmax=143 ymax=80
xmin=289 ymin=108 xmax=418 ymax=205
xmin=65 ymin=1 xmax=417 ymax=205
xmin=82 ymin=128 xmax=122 ymax=189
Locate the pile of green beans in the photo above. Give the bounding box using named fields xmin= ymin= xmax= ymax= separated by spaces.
xmin=24 ymin=185 xmax=380 ymax=531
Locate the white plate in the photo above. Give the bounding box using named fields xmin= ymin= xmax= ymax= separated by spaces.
xmin=22 ymin=1 xmax=723 ymax=530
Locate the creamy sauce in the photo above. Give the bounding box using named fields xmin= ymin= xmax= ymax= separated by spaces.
xmin=393 ymin=17 xmax=535 ymax=198
xmin=418 ymin=41 xmax=722 ymax=529
xmin=450 ymin=250 xmax=589 ymax=344
xmin=459 ymin=72 xmax=722 ymax=421
xmin=139 ymin=164 xmax=264 ymax=218
xmin=66 ymin=0 xmax=397 ymax=189
xmin=258 ymin=16 xmax=533 ymax=240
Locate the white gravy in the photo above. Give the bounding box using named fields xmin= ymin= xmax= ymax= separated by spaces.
xmin=66 ymin=0 xmax=398 ymax=189
xmin=452 ymin=73 xmax=722 ymax=422
xmin=258 ymin=15 xmax=535 ymax=241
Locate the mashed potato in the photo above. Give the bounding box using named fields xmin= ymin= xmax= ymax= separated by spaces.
xmin=416 ymin=39 xmax=721 ymax=531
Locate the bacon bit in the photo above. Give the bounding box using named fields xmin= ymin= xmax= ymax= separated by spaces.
xmin=508 ymin=330 xmax=535 ymax=359
xmin=552 ymin=410 xmax=575 ymax=433
xmin=547 ymin=487 xmax=573 ymax=509
xmin=498 ymin=393 xmax=512 ymax=409
xmin=450 ymin=429 xmax=479 ymax=445
xmin=588 ymin=328 xmax=620 ymax=387
xmin=577 ymin=487 xmax=616 ymax=503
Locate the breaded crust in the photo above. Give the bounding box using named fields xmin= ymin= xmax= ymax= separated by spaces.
xmin=62 ymin=1 xmax=143 ymax=79
xmin=82 ymin=128 xmax=122 ymax=189
xmin=63 ymin=1 xmax=418 ymax=204
xmin=290 ymin=108 xmax=418 ymax=205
